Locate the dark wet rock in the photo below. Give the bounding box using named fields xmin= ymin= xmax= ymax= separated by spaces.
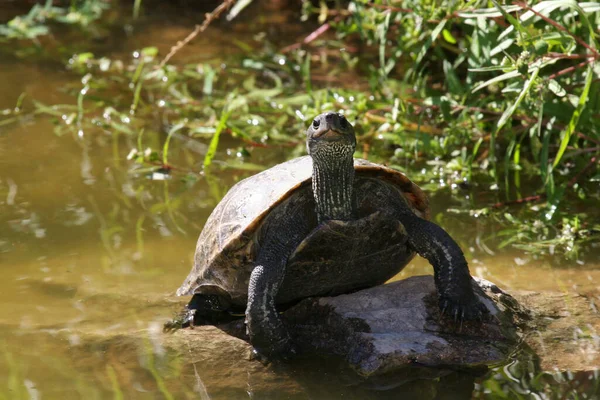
xmin=154 ymin=274 xmax=600 ymax=398
xmin=171 ymin=274 xmax=599 ymax=387
xmin=280 ymin=275 xmax=524 ymax=377
xmin=209 ymin=275 xmax=523 ymax=378
xmin=161 ymin=325 xmax=478 ymax=399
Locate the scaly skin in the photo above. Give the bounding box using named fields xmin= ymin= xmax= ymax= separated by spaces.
xmin=396 ymin=211 xmax=488 ymax=321
xmin=245 ymin=194 xmax=314 ymax=358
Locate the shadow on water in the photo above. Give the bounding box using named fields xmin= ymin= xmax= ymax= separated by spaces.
xmin=0 ymin=1 xmax=598 ymax=399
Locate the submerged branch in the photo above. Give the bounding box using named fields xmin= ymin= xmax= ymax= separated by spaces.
xmin=491 ymin=195 xmax=545 ymax=209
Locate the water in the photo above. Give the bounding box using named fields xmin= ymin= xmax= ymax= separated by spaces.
xmin=0 ymin=2 xmax=598 ymax=399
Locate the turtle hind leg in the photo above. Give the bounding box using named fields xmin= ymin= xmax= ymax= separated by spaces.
xmin=163 ymin=293 xmax=238 ymax=333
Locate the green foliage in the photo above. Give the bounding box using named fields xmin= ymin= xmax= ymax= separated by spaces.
xmin=1 ymin=0 xmax=599 ymax=258
xmin=303 ymin=0 xmax=600 ymax=258
xmin=497 ymin=211 xmax=598 ymax=260
xmin=475 ymin=357 xmax=600 ymax=398
xmin=0 ymin=0 xmax=109 ymax=41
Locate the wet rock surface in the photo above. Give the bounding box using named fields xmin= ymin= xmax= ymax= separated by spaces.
xmin=281 ymin=275 xmax=523 ymax=377
xmin=170 ymin=276 xmax=600 ymax=393
xmin=189 ymin=275 xmax=524 ymax=376
xmin=160 ymin=326 xmax=481 ymax=399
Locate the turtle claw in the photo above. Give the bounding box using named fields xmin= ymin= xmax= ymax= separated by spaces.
xmin=439 ymin=295 xmax=489 ymax=325
xmin=163 ymin=308 xmax=196 ymax=333
xmin=250 ymin=338 xmax=297 ymax=364
xmin=247 ymin=322 xmax=297 ymax=362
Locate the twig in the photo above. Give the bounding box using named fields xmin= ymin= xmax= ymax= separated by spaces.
xmin=158 ymin=0 xmax=235 ymax=69
xmin=548 ymin=57 xmax=595 ymax=80
xmin=564 ymin=147 xmax=600 ymax=159
xmin=281 ymin=22 xmax=331 ymax=53
xmin=575 ymin=132 xmax=600 ymax=146
xmin=491 ymin=195 xmax=545 ymax=208
xmin=567 ymin=156 xmax=598 ymax=188
xmin=514 ymin=2 xmax=600 ymax=59
xmin=546 ymin=52 xmax=592 ymax=60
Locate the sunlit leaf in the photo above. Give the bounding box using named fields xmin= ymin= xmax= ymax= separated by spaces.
xmin=496 ymin=67 xmax=540 ymax=132
xmin=226 ymin=0 xmax=253 ymax=21
xmin=457 ymin=5 xmax=521 ymax=18
xmin=472 ymin=70 xmax=520 ymax=93
xmin=553 ymin=64 xmax=594 ymax=167
xmin=548 ymin=79 xmax=566 ymax=97
xmin=414 ymin=19 xmax=447 ymax=67
xmin=442 ymin=29 xmax=456 ymax=44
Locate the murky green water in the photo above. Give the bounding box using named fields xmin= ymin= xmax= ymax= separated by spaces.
xmin=0 ymin=2 xmax=598 ymax=399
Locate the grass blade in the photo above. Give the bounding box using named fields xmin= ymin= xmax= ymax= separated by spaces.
xmin=162 ymin=122 xmax=186 ymax=166
xmin=552 ymin=64 xmax=594 ymax=167
xmin=496 ymin=67 xmax=540 ymax=133
xmin=472 ymin=69 xmax=519 ymax=93
xmin=203 ymin=108 xmax=232 ymax=168
xmin=414 ymin=19 xmax=447 ymax=69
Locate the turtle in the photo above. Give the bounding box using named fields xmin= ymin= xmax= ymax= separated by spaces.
xmin=174 ymin=112 xmax=487 ymax=358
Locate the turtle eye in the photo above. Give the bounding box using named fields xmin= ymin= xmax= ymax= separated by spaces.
xmin=312 ymin=119 xmax=320 ymax=128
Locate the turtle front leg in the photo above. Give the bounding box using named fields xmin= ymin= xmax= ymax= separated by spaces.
xmin=246 ymin=237 xmax=302 ymax=359
xmin=246 ymin=264 xmax=295 ymax=359
xmin=398 ymin=212 xmax=488 ymax=321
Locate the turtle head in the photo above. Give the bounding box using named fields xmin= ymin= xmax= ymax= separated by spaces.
xmin=306 ymin=112 xmax=356 ymax=158
xmin=306 ymin=112 xmax=356 ymax=222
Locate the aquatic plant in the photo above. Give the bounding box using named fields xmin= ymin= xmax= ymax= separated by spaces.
xmin=0 ymin=0 xmax=109 ymax=41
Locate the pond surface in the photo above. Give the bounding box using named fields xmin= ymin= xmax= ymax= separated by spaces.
xmin=0 ymin=2 xmax=598 ymax=399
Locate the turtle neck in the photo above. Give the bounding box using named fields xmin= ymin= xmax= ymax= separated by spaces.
xmin=310 ymin=148 xmax=355 ymax=223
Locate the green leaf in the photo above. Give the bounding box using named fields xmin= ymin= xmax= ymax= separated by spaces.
xmin=203 ymin=64 xmax=216 ymax=96
xmin=226 ymin=0 xmax=253 ymax=21
xmin=581 ymin=2 xmax=600 ymax=13
xmin=496 ymin=0 xmax=600 ymax=49
xmin=378 ymin=10 xmax=392 ymax=78
xmin=472 ymin=70 xmax=520 ymax=93
xmin=552 ymin=64 xmax=594 ymax=168
xmin=76 ymin=52 xmax=94 ymax=63
xmin=469 ymin=65 xmax=511 ymax=72
xmin=443 ymin=60 xmax=463 ymax=95
xmin=303 ymin=51 xmax=312 ymax=96
xmin=414 ymin=19 xmax=447 ymax=67
xmin=442 ymin=29 xmax=457 ymax=44
xmin=496 ymin=67 xmax=540 ymax=132
xmin=548 ymin=79 xmax=566 ymax=97
xmin=141 ymin=47 xmax=158 ymax=58
xmin=162 ymin=122 xmax=186 ymax=166
xmin=457 ymin=5 xmax=522 ymax=18
xmin=490 ymin=38 xmax=514 ymax=56
xmin=204 ymin=108 xmax=232 ymax=168
xmin=491 ymin=0 xmax=526 ymax=39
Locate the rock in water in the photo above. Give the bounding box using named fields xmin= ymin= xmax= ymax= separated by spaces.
xmin=282 ymin=275 xmax=523 ymax=377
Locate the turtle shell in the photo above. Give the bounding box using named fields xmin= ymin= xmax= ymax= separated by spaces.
xmin=177 ymin=155 xmax=429 ymax=300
